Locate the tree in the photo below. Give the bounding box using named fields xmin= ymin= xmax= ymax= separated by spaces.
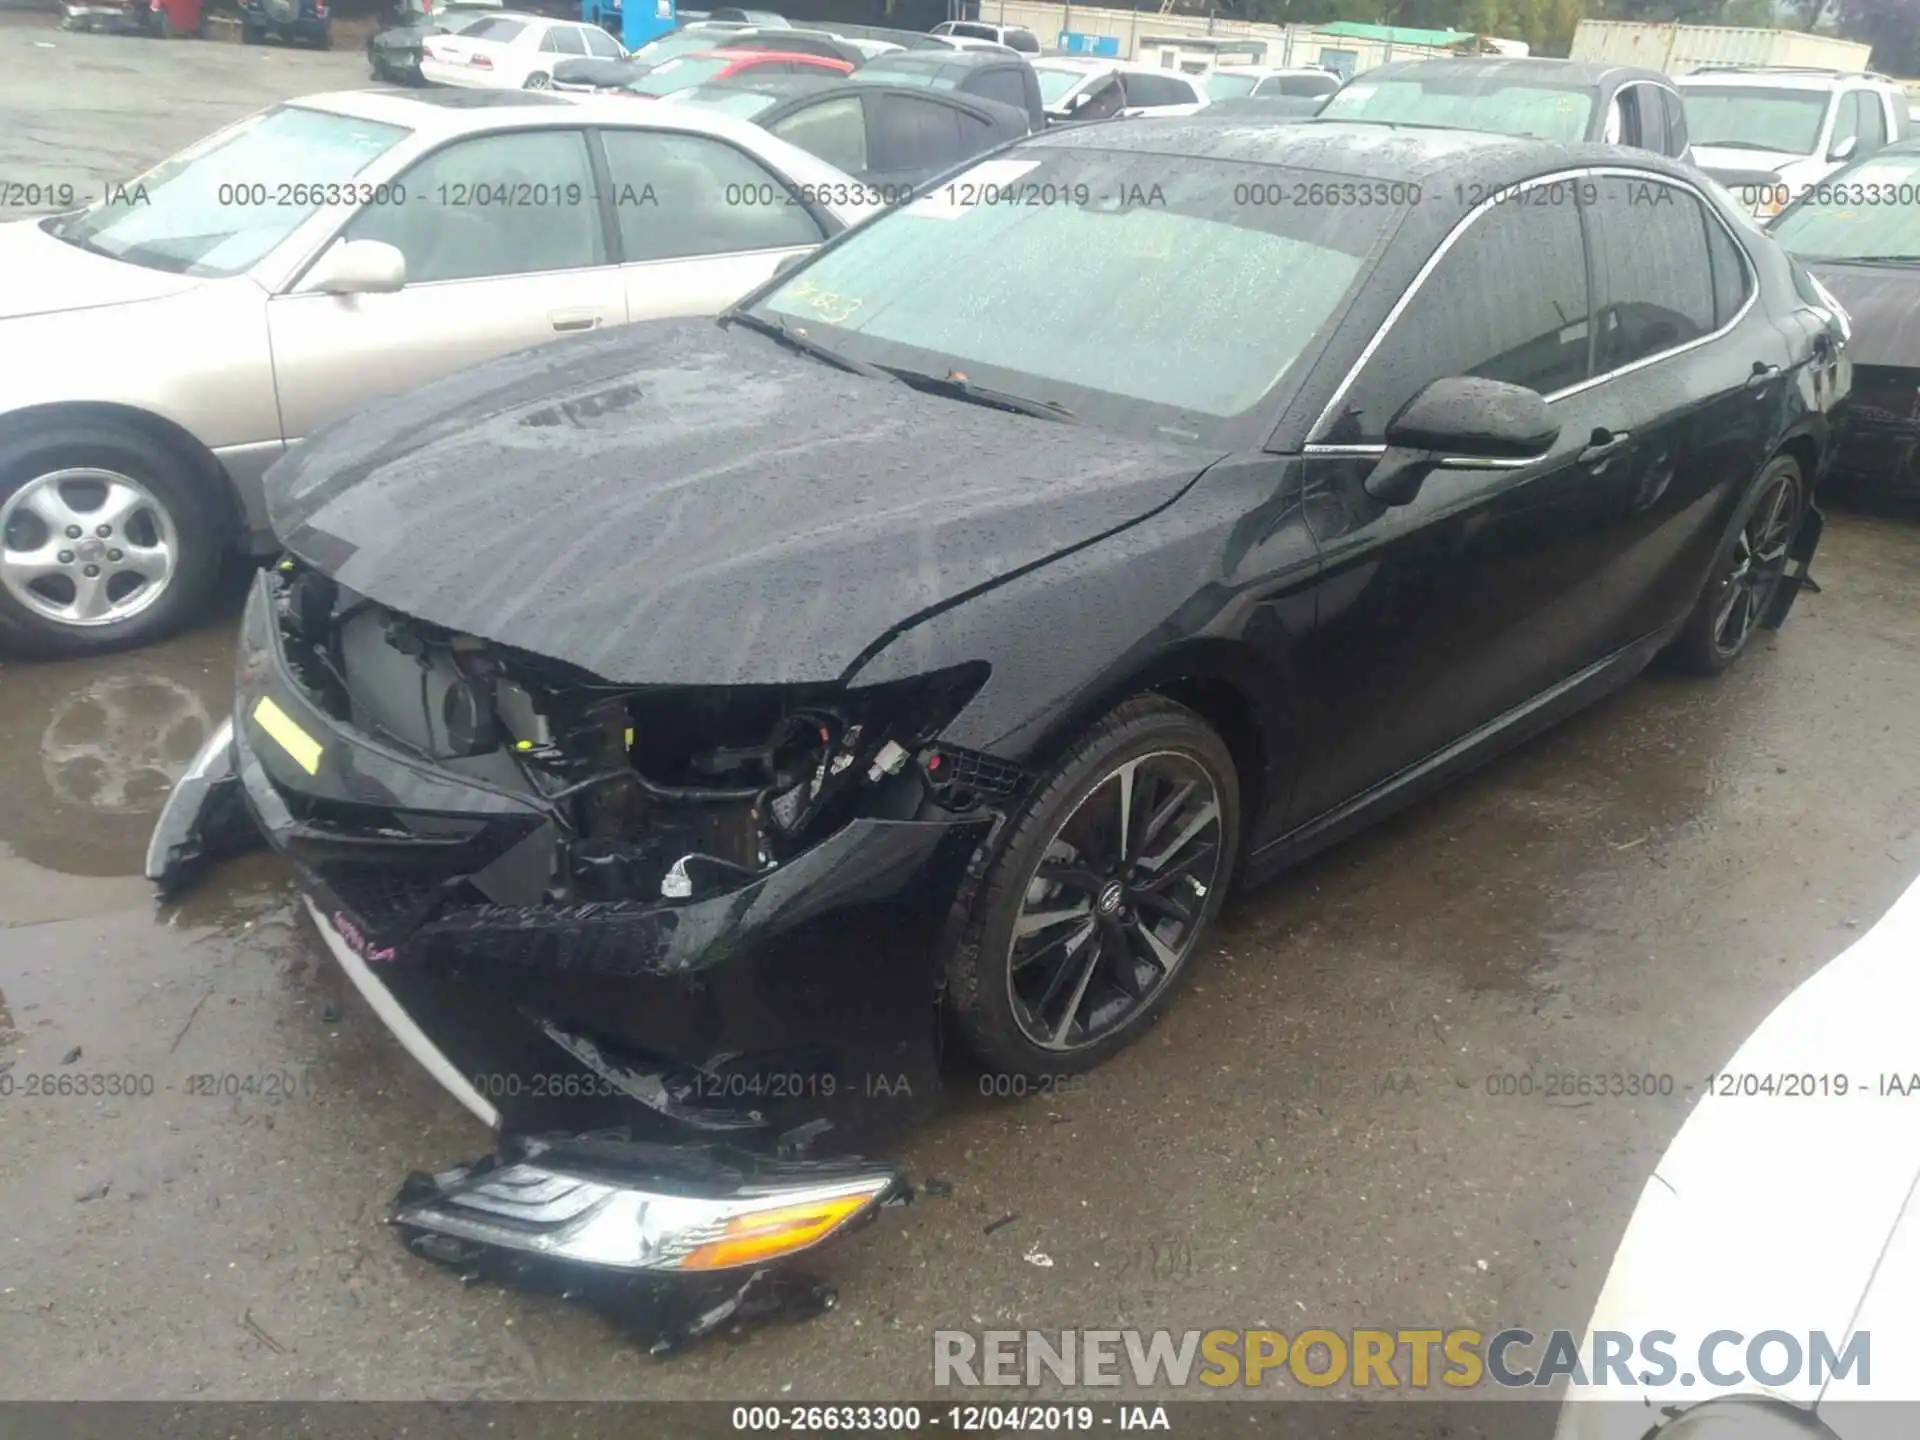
xmin=1836 ymin=0 xmax=1920 ymax=73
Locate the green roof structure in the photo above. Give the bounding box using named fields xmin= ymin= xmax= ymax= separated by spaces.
xmin=1314 ymin=20 xmax=1478 ymax=47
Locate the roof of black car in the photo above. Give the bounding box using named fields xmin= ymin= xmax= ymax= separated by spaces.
xmin=1034 ymin=116 xmax=1697 ymax=192
xmin=696 ymin=74 xmax=1031 ymax=129
xmin=1354 ymin=55 xmax=1672 ymax=89
xmin=787 ymin=79 xmax=1031 ymax=121
xmin=858 ymin=49 xmax=1027 ymax=74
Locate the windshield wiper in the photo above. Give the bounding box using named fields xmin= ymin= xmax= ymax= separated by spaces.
xmin=721 ymin=309 xmax=891 ymax=380
xmin=878 ymin=365 xmax=1075 ymax=423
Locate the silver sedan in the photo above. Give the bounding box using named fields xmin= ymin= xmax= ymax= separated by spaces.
xmin=0 ymin=89 xmax=878 ymax=657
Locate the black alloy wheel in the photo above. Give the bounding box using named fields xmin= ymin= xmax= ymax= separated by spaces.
xmin=944 ymin=695 xmax=1240 ymax=1077
xmin=1671 ymin=454 xmax=1804 ymax=675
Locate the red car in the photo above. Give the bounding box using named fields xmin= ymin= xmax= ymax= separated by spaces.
xmin=618 ymin=48 xmax=852 ymax=98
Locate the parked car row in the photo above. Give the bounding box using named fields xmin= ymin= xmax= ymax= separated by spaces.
xmin=12 ymin=44 xmax=1920 ymax=664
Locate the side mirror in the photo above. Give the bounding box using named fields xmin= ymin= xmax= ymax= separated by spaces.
xmin=1065 ymin=90 xmax=1089 ymax=112
xmin=1365 ymin=376 xmax=1559 ymax=506
xmin=304 ymin=238 xmax=407 ymax=296
xmin=1829 ymin=134 xmax=1859 ymax=162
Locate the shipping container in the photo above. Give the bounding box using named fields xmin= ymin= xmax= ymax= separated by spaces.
xmin=1570 ymin=20 xmax=1872 ymax=77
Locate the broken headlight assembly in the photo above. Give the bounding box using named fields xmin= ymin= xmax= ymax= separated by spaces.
xmin=516 ymin=659 xmax=1006 ymax=905
xmin=264 ymin=559 xmax=1021 ymax=908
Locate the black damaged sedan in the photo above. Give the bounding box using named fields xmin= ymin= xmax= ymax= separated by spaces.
xmin=150 ymin=119 xmax=1845 ymax=1333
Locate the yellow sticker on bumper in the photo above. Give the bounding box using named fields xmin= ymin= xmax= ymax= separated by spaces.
xmin=252 ymin=695 xmax=323 ymax=775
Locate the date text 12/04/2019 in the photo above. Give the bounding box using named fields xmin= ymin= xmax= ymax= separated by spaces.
xmin=729 ymin=1405 xmax=1171 ymax=1431
xmin=1707 ymin=1072 xmax=1920 ymax=1097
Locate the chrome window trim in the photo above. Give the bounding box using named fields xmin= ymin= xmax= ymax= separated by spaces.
xmin=1306 ymin=164 xmax=1760 ymax=446
xmin=1297 ymin=445 xmax=1534 ymax=470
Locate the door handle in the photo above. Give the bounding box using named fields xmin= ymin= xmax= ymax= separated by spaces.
xmin=1745 ymin=361 xmax=1783 ymax=389
xmin=1578 ymin=428 xmax=1632 ymax=464
xmin=550 ymin=310 xmax=603 ymax=333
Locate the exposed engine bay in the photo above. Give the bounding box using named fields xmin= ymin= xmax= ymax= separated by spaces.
xmin=265 ymin=558 xmax=1026 ymax=914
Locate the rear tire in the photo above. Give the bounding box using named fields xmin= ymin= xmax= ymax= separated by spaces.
xmin=0 ymin=421 xmax=225 ymax=659
xmin=524 ymin=69 xmax=551 ymax=89
xmin=1669 ymin=453 xmax=1805 ymax=676
xmin=943 ymin=695 xmax=1240 ymax=1079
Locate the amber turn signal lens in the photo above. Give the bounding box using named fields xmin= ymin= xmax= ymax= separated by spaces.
xmin=678 ymin=1192 xmax=878 ymax=1271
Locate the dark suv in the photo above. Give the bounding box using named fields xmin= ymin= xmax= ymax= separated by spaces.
xmin=242 ymin=0 xmax=331 ymax=46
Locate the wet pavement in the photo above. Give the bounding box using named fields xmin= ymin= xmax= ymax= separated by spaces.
xmin=3 ymin=506 xmax=1913 ymax=1399
xmin=4 ymin=23 xmax=1920 ymax=1404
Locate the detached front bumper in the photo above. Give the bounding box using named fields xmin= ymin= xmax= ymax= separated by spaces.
xmin=148 ymin=573 xmax=987 ymax=1307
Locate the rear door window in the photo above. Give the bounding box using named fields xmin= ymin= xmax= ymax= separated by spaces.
xmin=1704 ymin=208 xmax=1752 ymax=329
xmin=970 ymin=66 xmax=1028 ymax=112
xmin=1126 ymin=73 xmax=1196 ymax=107
xmin=1856 ymin=90 xmax=1889 ymax=154
xmin=1829 ymin=91 xmax=1861 ymax=156
xmin=344 ymin=129 xmax=606 ymax=283
xmin=1584 ymin=174 xmax=1717 ymax=371
xmin=871 ymin=92 xmax=963 ymax=171
xmin=1329 ymin=186 xmax=1592 ymax=441
xmin=599 ymin=128 xmax=824 ymax=260
xmin=769 ymin=95 xmax=869 ymax=175
xmin=1662 ymin=87 xmax=1689 ymax=154
xmin=1625 ymin=84 xmax=1667 ymax=154
xmin=1270 ymin=73 xmax=1338 ymax=98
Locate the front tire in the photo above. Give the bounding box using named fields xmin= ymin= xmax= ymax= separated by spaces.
xmin=944 ymin=695 xmax=1240 ymax=1078
xmin=0 ymin=422 xmax=224 ymax=659
xmin=1668 ymin=453 xmax=1805 ymax=676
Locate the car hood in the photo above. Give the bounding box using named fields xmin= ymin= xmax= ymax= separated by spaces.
xmin=1805 ymin=261 xmax=1920 ymax=369
xmin=0 ymin=219 xmax=204 ymax=321
xmin=1557 ymin=871 xmax=1920 ymax=1436
xmin=268 ymin=319 xmax=1221 ymax=687
xmin=1692 ymin=144 xmax=1813 ymax=181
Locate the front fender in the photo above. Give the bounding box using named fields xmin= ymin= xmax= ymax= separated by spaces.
xmin=846 ymin=454 xmax=1321 ymax=823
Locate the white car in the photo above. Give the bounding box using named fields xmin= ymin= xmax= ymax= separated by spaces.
xmin=0 ymin=90 xmax=876 ymax=657
xmin=419 ymin=12 xmax=626 ymax=90
xmin=1203 ymin=65 xmax=1341 ymax=102
xmin=1680 ymin=67 xmax=1913 ymax=221
xmin=1557 ymin=870 xmax=1920 ymax=1439
xmin=1031 ymin=58 xmax=1210 ymax=122
xmin=927 ymin=19 xmax=1037 ymax=54
xmin=912 ymin=33 xmax=1013 ymax=54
